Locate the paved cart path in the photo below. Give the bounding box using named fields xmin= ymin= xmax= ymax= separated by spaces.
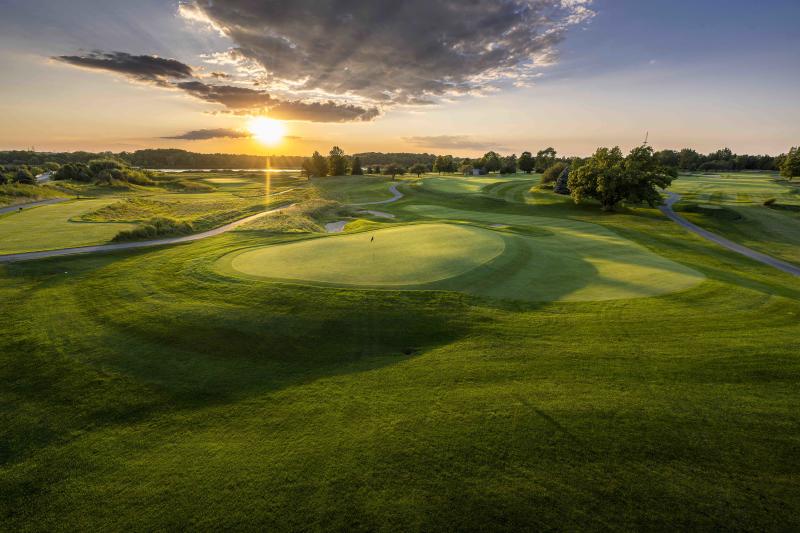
xmin=0 ymin=203 xmax=294 ymax=263
xmin=660 ymin=192 xmax=800 ymax=277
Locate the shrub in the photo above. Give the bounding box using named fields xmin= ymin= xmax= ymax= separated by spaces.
xmin=88 ymin=159 xmax=124 ymax=175
xmin=13 ymin=168 xmax=36 ymax=185
xmin=541 ymin=162 xmax=567 ymax=184
xmin=112 ymin=217 xmax=193 ymax=242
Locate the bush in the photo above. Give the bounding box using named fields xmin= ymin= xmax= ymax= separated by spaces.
xmin=122 ymin=169 xmax=156 ymax=187
xmin=13 ymin=168 xmax=36 ymax=185
xmin=88 ymin=159 xmax=124 ymax=175
xmin=541 ymin=162 xmax=567 ymax=184
xmin=763 ymin=198 xmax=777 ymax=206
xmin=112 ymin=217 xmax=194 ymax=242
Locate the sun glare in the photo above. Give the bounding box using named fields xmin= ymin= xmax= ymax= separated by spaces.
xmin=248 ymin=117 xmax=286 ymax=145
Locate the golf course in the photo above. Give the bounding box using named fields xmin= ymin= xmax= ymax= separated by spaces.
xmin=2 ymin=166 xmax=800 ymax=531
xmin=4 ymin=1 xmax=800 ymax=528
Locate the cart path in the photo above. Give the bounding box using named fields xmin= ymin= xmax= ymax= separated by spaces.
xmin=0 ymin=203 xmax=294 ymax=263
xmin=660 ymin=192 xmax=800 ymax=277
xmin=352 ymin=183 xmax=404 ymax=205
xmin=0 ymin=197 xmax=68 ymax=216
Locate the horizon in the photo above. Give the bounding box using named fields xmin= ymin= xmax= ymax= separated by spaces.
xmin=1 ymin=1 xmax=798 ymax=156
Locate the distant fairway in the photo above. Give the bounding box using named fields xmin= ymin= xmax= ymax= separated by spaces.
xmin=225 ymin=223 xmax=506 ymax=286
xmin=0 ymin=199 xmax=137 ymax=254
xmin=221 ymin=210 xmax=704 ymax=302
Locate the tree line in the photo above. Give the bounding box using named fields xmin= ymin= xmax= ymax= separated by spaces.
xmin=0 ymin=149 xmax=305 ymax=170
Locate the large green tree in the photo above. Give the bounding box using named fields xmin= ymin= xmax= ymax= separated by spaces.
xmin=383 ymin=164 xmax=405 ymax=179
xmin=780 ymin=147 xmax=800 ymax=181
xmin=481 ymin=151 xmax=501 ymax=173
xmin=518 ymin=151 xmax=534 ymax=173
xmin=350 ymin=156 xmax=364 ymax=175
xmin=328 ymin=146 xmax=348 ymax=176
xmin=409 ymin=163 xmax=427 ymax=177
xmin=568 ymin=145 xmax=676 ymax=211
xmin=310 ymin=151 xmax=328 ymax=177
xmin=500 ymin=154 xmax=517 ymax=175
xmin=535 ymin=147 xmax=557 ymax=173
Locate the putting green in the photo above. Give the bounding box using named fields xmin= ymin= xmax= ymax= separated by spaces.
xmin=219 ymin=209 xmax=705 ymax=302
xmin=225 ymin=223 xmax=506 ymax=286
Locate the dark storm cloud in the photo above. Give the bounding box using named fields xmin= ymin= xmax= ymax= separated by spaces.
xmin=175 ymin=81 xmax=274 ymax=108
xmin=162 ymin=128 xmax=250 ymax=140
xmin=54 ymin=51 xmax=193 ymax=82
xmin=181 ymin=0 xmax=594 ymax=103
xmin=270 ymin=100 xmax=380 ymax=122
xmin=175 ymin=81 xmax=379 ymax=121
xmin=54 ymin=52 xmax=379 ymax=122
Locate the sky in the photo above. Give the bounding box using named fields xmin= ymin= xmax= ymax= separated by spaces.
xmin=0 ymin=0 xmax=798 ymax=157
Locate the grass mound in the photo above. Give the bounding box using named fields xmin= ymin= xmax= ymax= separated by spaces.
xmin=237 ymin=199 xmax=347 ymax=233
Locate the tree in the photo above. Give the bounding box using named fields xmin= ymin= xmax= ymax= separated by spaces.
xmin=434 ymin=155 xmax=455 ymax=174
xmin=780 ymin=147 xmax=800 ymax=181
xmin=383 ymin=164 xmax=405 ymax=179
xmin=433 ymin=155 xmax=445 ymax=174
xmin=300 ymin=158 xmax=314 ymax=179
xmin=481 ymin=151 xmax=501 ymax=173
xmin=568 ymin=145 xmax=676 ymax=211
xmin=409 ymin=163 xmax=427 ymax=177
xmin=654 ymin=149 xmax=679 ymax=169
xmin=328 ymin=146 xmax=348 ymax=176
xmin=13 ymin=167 xmax=36 ymax=185
xmin=310 ymin=151 xmax=328 ymax=177
xmin=459 ymin=163 xmax=474 ymax=175
xmin=500 ymin=154 xmax=517 ymax=175
xmin=542 ymin=162 xmax=567 ymax=185
xmin=518 ymin=151 xmax=534 ymax=174
xmin=678 ymin=148 xmax=701 ymax=171
xmin=535 ymin=147 xmax=557 ymax=173
xmin=351 ymin=156 xmax=364 ymax=175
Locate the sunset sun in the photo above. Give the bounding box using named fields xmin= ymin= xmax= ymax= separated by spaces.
xmin=248 ymin=117 xmax=286 ymax=145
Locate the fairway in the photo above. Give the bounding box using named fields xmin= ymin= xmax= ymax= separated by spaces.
xmin=225 ymin=223 xmax=506 ymax=286
xmin=0 ymin=199 xmax=137 ymax=253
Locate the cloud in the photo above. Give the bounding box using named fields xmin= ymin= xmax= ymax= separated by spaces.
xmin=54 ymin=52 xmax=378 ymax=122
xmin=162 ymin=128 xmax=250 ymax=140
xmin=403 ymin=135 xmax=508 ymax=152
xmin=175 ymin=81 xmax=274 ymax=108
xmin=181 ymin=0 xmax=594 ymax=104
xmin=269 ymin=100 xmax=380 ymax=122
xmin=54 ymin=51 xmax=193 ymax=83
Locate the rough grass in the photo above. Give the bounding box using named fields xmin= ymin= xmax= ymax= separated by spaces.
xmin=0 ymin=183 xmax=66 ymax=207
xmin=236 ymin=199 xmax=346 ymax=233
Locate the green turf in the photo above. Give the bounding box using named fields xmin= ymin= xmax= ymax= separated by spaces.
xmin=224 ymin=223 xmax=506 ymax=286
xmin=2 ymin=170 xmax=800 ymax=530
xmin=0 ymin=199 xmax=137 ymax=253
xmin=312 ymin=175 xmax=397 ymax=204
xmin=670 ymin=173 xmax=800 ymax=265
